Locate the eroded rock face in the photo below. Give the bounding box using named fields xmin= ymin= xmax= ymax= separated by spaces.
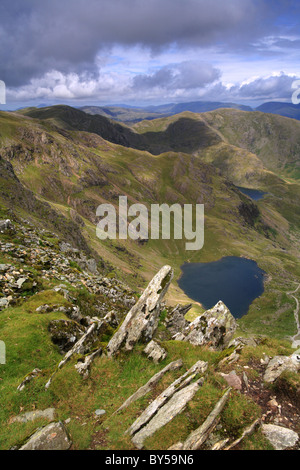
xmin=175 ymin=301 xmax=237 ymax=350
xmin=107 ymin=265 xmax=173 ymax=356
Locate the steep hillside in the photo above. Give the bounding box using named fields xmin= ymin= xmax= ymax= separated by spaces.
xmin=19 ymin=106 xmax=221 ymax=155
xmin=1 ymin=107 xmax=300 ymax=337
xmin=201 ymin=109 xmax=300 ymax=180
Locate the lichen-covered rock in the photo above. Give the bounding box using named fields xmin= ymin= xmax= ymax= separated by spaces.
xmin=107 ymin=265 xmax=173 ymax=356
xmin=0 ymin=297 xmax=10 ymax=309
xmin=19 ymin=422 xmax=72 ymax=450
xmin=165 ymin=304 xmax=191 ymax=337
xmin=75 ymin=347 xmax=102 ymax=379
xmin=175 ymin=301 xmax=237 ymax=350
xmin=263 ymin=352 xmax=300 ymax=383
xmin=132 ymin=379 xmax=203 ymax=449
xmin=143 ymin=340 xmax=167 ymax=363
xmin=262 ymin=424 xmax=299 ymax=450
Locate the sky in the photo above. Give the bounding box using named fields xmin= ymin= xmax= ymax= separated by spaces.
xmin=0 ymin=0 xmax=300 ymax=109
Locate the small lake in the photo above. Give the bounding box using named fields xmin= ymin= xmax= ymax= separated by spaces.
xmin=178 ymin=256 xmax=266 ymax=319
xmin=236 ymin=186 xmax=267 ymax=201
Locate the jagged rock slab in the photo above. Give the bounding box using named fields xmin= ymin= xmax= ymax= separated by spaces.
xmin=263 ymin=352 xmax=300 ymax=383
xmin=115 ymin=359 xmax=183 ymax=414
xmin=132 ymin=379 xmax=204 ymax=449
xmin=107 ymin=265 xmax=173 ymax=356
xmin=175 ymin=301 xmax=237 ymax=350
xmin=143 ymin=340 xmax=167 ymax=363
xmin=262 ymin=424 xmax=299 ymax=450
xmin=182 ymin=387 xmax=232 ymax=450
xmin=128 ymin=360 xmax=208 ymax=437
xmin=19 ymin=422 xmax=72 ymax=450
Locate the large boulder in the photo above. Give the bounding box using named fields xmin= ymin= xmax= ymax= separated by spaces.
xmin=107 ymin=265 xmax=173 ymax=356
xmin=263 ymin=351 xmax=300 ymax=383
xmin=19 ymin=422 xmax=72 ymax=450
xmin=174 ymin=301 xmax=237 ymax=350
xmin=262 ymin=424 xmax=299 ymax=450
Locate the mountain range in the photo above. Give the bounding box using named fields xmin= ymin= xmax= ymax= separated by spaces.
xmin=78 ymin=100 xmax=300 ymax=124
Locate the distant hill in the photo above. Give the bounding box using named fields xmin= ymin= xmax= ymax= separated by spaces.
xmin=80 ymin=105 xmax=165 ymax=123
xmin=19 ymin=101 xmax=300 ymax=125
xmin=80 ymin=101 xmax=253 ymax=124
xmin=19 ymin=105 xmax=222 ymax=154
xmin=145 ymin=101 xmax=253 ymax=114
xmin=256 ymin=102 xmax=300 ymax=121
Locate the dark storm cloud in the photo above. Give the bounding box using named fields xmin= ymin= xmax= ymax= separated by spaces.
xmin=0 ymin=0 xmax=284 ymax=87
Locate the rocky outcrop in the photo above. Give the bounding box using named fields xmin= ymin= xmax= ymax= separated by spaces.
xmin=107 ymin=266 xmax=173 ymax=356
xmin=17 ymin=368 xmax=42 ymax=392
xmin=174 ymin=301 xmax=237 ymax=350
xmin=74 ymin=348 xmax=103 ymax=379
xmin=45 ymin=321 xmax=99 ymax=389
xmin=0 ymin=219 xmax=135 ymax=317
xmin=182 ymin=387 xmax=232 ymax=450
